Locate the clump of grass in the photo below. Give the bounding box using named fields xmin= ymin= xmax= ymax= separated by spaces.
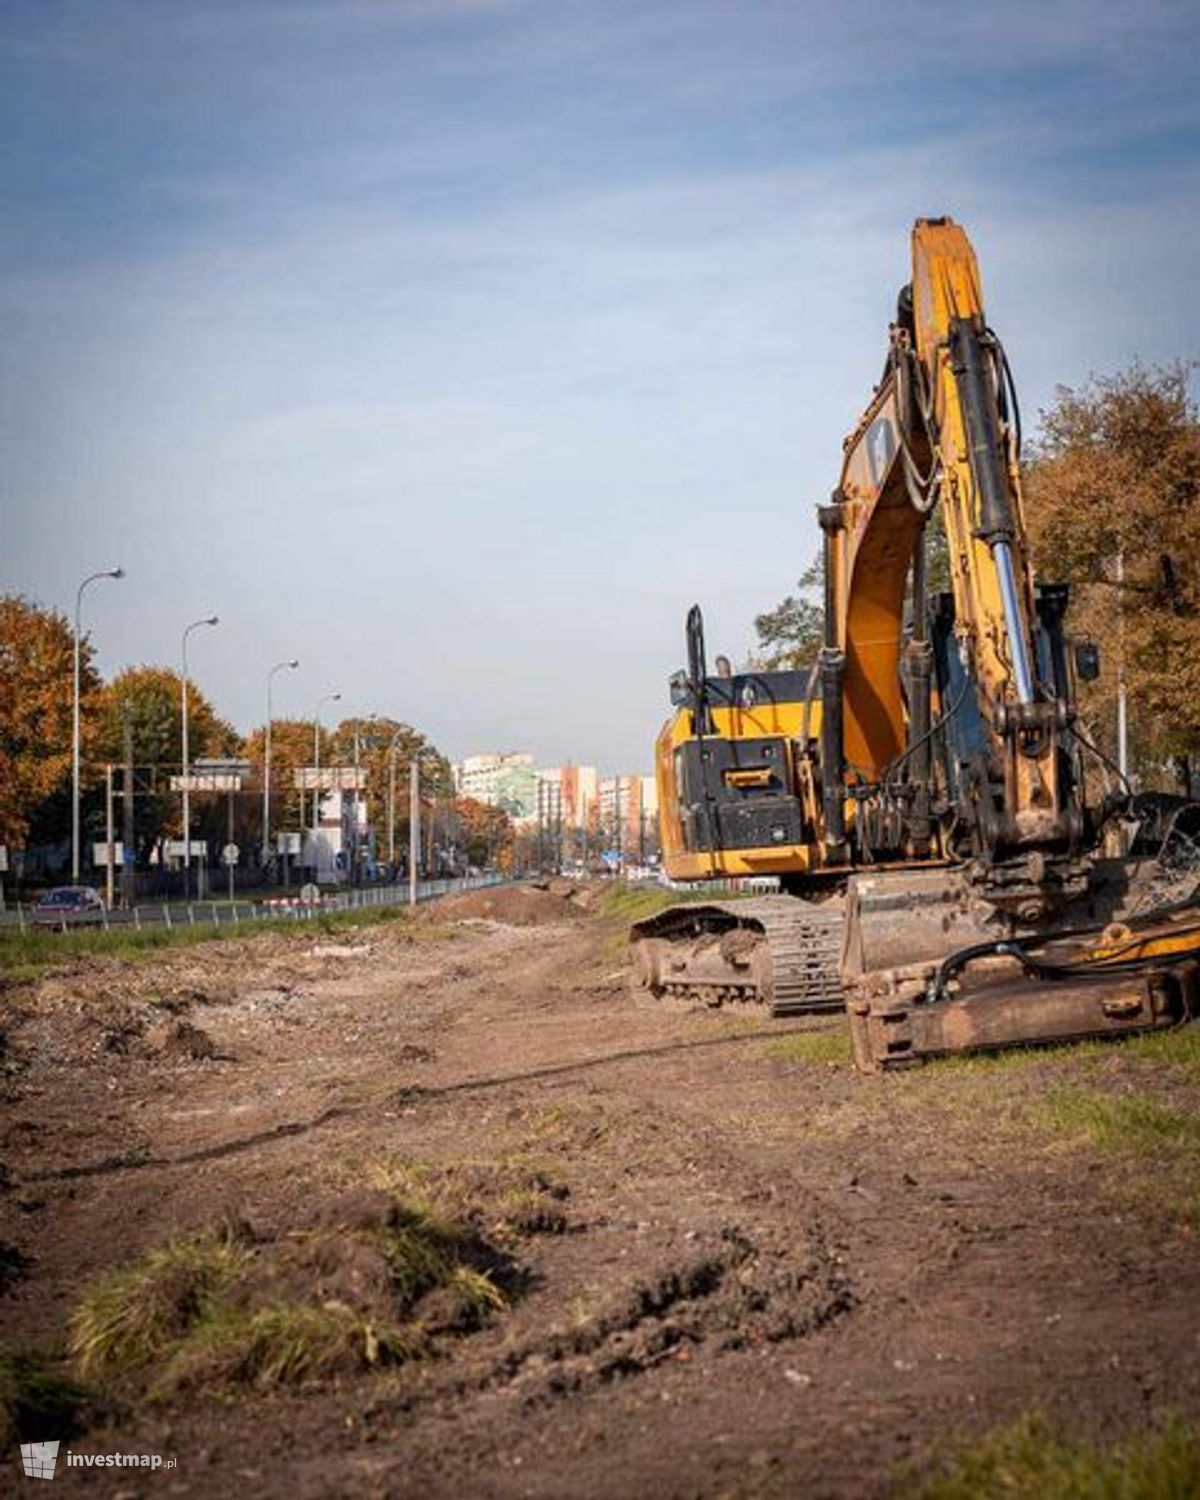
xmin=899 ymin=1412 xmax=1200 ymax=1499
xmin=767 ymin=1028 xmax=853 ymax=1066
xmin=70 ymin=1185 xmax=513 ymax=1401
xmin=358 ymin=1151 xmax=570 ymax=1241
xmin=69 ymin=1231 xmax=248 ymax=1379
xmin=0 ymin=1348 xmax=89 ymax=1445
xmin=158 ymin=1303 xmax=419 ymax=1393
xmin=378 ymin=1201 xmax=474 ymax=1309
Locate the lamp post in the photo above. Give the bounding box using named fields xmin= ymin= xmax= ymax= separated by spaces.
xmin=72 ymin=567 xmax=124 ymax=881
xmin=262 ymin=659 xmax=299 ymax=869
xmin=181 ymin=615 xmax=219 ymax=899
xmin=312 ymin=692 xmax=341 ymax=878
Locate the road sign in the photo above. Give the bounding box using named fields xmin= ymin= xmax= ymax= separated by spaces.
xmin=277 ymin=832 xmax=302 ymax=855
xmin=299 ymin=883 xmax=321 ymax=904
xmin=222 ymin=843 xmax=240 ymax=867
xmin=92 ymin=841 xmax=125 ymax=867
xmin=165 ymin=839 xmax=208 ymax=859
xmin=169 ymin=773 xmax=244 ymax=792
xmin=294 ymin=766 xmax=367 ymax=791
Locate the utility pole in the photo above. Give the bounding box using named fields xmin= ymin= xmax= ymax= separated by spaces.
xmin=121 ymin=713 xmax=135 ymax=908
xmin=311 ymin=692 xmax=341 ymax=880
xmin=263 ymin=658 xmax=299 ymax=871
xmin=181 ymin=614 xmax=219 ymax=899
xmin=1116 ymin=549 xmax=1129 ymax=785
xmin=72 ymin=566 xmax=123 ymax=880
xmin=104 ymin=764 xmax=115 ymax=909
xmin=408 ymin=759 xmax=419 ymax=907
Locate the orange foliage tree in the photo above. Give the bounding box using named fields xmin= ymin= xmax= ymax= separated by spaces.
xmin=89 ymin=666 xmax=236 ymax=856
xmin=0 ymin=594 xmax=100 ymax=851
xmin=1025 ymin=363 xmax=1200 ymax=792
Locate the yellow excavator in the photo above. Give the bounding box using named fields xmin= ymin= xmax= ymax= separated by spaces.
xmin=632 ymin=217 xmax=1200 ymax=1068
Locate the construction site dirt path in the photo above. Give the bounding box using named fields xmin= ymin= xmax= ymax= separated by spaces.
xmin=2 ymin=893 xmax=1198 ymax=1497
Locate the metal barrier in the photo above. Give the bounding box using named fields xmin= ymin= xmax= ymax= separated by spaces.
xmin=0 ymin=874 xmax=506 ymax=937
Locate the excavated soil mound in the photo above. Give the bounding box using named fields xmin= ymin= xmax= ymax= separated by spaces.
xmin=436 ymin=884 xmax=581 ymax=927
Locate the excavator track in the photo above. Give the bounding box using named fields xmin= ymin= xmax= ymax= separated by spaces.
xmin=629 ymin=896 xmax=845 ymax=1016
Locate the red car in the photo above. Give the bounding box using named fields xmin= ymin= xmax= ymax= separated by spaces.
xmin=32 ymin=885 xmax=106 ymax=928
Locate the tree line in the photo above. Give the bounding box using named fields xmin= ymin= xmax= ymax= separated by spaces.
xmin=0 ymin=607 xmax=513 ymax=876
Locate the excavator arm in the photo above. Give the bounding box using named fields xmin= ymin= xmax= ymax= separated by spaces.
xmin=821 ymin=218 xmax=1085 ymax=916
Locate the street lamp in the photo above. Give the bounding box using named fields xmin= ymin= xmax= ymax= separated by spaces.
xmin=72 ymin=567 xmax=124 ymax=881
xmin=312 ymin=692 xmax=341 ymax=877
xmin=262 ymin=659 xmax=300 ymax=867
xmin=181 ymin=615 xmax=219 ymax=899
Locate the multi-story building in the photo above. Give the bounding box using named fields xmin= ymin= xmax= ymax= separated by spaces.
xmin=453 ymin=753 xmax=538 ymax=821
xmin=535 ymin=764 xmax=598 ymax=831
xmin=597 ymin=773 xmax=658 ymax=859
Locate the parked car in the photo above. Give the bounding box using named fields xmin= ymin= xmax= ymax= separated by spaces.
xmin=32 ymin=885 xmax=106 ymax=928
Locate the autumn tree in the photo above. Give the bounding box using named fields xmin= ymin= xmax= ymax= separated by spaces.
xmin=1025 ymin=363 xmax=1200 ymax=791
xmin=454 ymin=796 xmax=513 ymax=868
xmin=89 ymin=666 xmax=236 ymax=858
xmin=327 ymin=717 xmax=453 ymax=859
xmin=0 ymin=594 xmax=100 ymax=852
xmin=242 ymin=718 xmax=331 ymax=850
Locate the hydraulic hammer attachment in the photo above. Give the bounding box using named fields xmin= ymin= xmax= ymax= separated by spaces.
xmin=842 ymin=867 xmax=1200 ymax=1070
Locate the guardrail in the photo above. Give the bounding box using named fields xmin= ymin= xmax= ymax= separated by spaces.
xmin=0 ymin=873 xmax=506 ymax=936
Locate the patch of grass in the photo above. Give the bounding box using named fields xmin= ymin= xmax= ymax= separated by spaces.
xmin=70 ymin=1186 xmax=512 ymax=1401
xmin=0 ymin=903 xmax=448 ymax=980
xmin=897 ymin=1412 xmax=1200 ymax=1499
xmin=766 ymin=1028 xmax=853 ymax=1066
xmin=378 ymin=1201 xmax=472 ymax=1309
xmin=0 ymin=1348 xmax=89 ymax=1445
xmin=356 ymin=1152 xmax=570 ymax=1243
xmin=1120 ymin=1023 xmax=1200 ymax=1082
xmin=1045 ymin=1086 xmax=1200 ymax=1157
xmin=69 ymin=1231 xmax=248 ymax=1379
xmin=158 ymin=1302 xmax=418 ymax=1393
xmin=1037 ymin=1084 xmax=1200 ymax=1226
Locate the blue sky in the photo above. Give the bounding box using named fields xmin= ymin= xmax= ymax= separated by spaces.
xmin=3 ymin=0 xmax=1198 ymax=772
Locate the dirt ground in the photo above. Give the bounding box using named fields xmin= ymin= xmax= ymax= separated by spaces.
xmin=2 ymin=889 xmax=1198 ymax=1497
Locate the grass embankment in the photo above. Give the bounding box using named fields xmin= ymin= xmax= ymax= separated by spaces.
xmin=0 ymin=903 xmax=438 ymax=980
xmin=898 ymin=1412 xmax=1200 ymax=1499
xmin=62 ymin=1180 xmax=526 ymax=1400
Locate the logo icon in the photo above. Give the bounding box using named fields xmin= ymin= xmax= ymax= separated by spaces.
xmin=866 ymin=414 xmax=896 ymax=489
xmin=20 ymin=1440 xmax=59 ymax=1479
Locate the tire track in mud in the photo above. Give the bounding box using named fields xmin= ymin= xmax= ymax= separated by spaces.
xmin=21 ymin=1020 xmax=839 ymax=1184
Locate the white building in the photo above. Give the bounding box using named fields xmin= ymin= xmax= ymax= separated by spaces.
xmin=453 ymin=752 xmax=538 ymax=821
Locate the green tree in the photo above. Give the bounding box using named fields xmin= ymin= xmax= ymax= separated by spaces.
xmin=1025 ymin=362 xmax=1200 ymax=790
xmin=752 ymin=555 xmax=824 ymax=669
xmin=0 ymin=594 xmax=100 ymax=852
